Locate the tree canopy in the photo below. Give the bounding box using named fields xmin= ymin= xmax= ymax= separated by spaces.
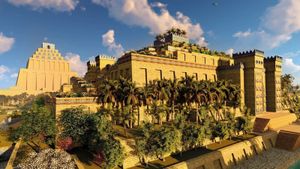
xmin=10 ymin=97 xmax=56 ymax=146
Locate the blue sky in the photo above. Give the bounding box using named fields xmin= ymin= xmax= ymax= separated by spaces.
xmin=1 ymin=0 xmax=300 ymax=89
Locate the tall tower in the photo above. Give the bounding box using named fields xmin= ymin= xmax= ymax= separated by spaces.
xmin=264 ymin=56 xmax=282 ymax=112
xmin=233 ymin=50 xmax=266 ymax=115
xmin=15 ymin=42 xmax=77 ymax=94
xmin=95 ymin=55 xmax=116 ymax=71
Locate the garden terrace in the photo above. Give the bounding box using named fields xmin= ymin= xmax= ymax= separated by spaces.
xmin=9 ymin=76 xmax=255 ymax=169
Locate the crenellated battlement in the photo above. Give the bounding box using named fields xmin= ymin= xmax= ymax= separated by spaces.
xmin=217 ymin=63 xmax=244 ymax=70
xmin=233 ymin=49 xmax=264 ymax=58
xmin=264 ymin=55 xmax=283 ymax=62
xmin=87 ymin=60 xmax=97 ymax=70
xmin=95 ymin=55 xmax=116 ymax=60
xmin=87 ymin=60 xmax=96 ymax=66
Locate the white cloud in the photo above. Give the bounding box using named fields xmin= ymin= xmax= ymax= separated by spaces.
xmin=0 ymin=65 xmax=9 ymax=75
xmin=102 ymin=29 xmax=124 ymax=57
xmin=282 ymin=50 xmax=300 ymax=58
xmin=65 ymin=53 xmax=86 ymax=77
xmin=0 ymin=33 xmax=15 ymax=54
xmin=150 ymin=2 xmax=166 ymax=9
xmin=225 ymin=48 xmax=234 ymax=56
xmin=10 ymin=73 xmax=18 ymax=78
xmin=92 ymin=0 xmax=207 ymax=46
xmin=233 ymin=0 xmax=300 ymax=50
xmin=233 ymin=29 xmax=252 ymax=38
xmin=0 ymin=65 xmax=9 ymax=80
xmin=282 ymin=58 xmax=300 ymax=84
xmin=7 ymin=0 xmax=79 ymax=11
xmin=262 ymin=0 xmax=300 ymax=36
xmin=283 ymin=58 xmax=300 ymax=73
xmin=80 ymin=6 xmax=86 ymax=11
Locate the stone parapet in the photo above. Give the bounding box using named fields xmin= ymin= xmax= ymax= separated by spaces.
xmin=55 ymin=97 xmax=98 ymax=105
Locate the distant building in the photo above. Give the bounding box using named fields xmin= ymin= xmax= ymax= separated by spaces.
xmin=0 ymin=42 xmax=77 ymax=96
xmin=86 ymin=31 xmax=282 ymax=115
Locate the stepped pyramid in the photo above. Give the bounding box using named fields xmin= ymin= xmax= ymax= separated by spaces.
xmin=0 ymin=42 xmax=77 ymax=95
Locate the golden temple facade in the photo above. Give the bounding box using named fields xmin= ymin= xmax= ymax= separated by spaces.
xmin=85 ymin=32 xmax=282 ymax=115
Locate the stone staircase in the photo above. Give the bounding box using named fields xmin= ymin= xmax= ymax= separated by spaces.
xmin=276 ymin=131 xmax=300 ymax=151
xmin=253 ymin=118 xmax=269 ymax=132
xmin=276 ymin=121 xmax=300 ymax=151
xmin=253 ymin=112 xmax=297 ymax=133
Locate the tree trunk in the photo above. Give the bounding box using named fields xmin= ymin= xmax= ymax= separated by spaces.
xmin=209 ymin=109 xmax=217 ymax=122
xmin=144 ymin=156 xmax=148 ymax=167
xmin=196 ymin=104 xmax=199 ymax=124
xmin=130 ymin=108 xmax=133 ymax=128
xmin=172 ymin=101 xmax=175 ymax=121
xmin=159 ymin=115 xmax=162 ymax=125
xmin=123 ymin=123 xmax=127 ymax=138
xmin=137 ymin=106 xmax=140 ymax=126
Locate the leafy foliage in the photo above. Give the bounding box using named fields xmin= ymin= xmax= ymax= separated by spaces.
xmin=152 ymin=126 xmax=181 ymax=159
xmin=211 ymin=121 xmax=229 ymax=141
xmin=182 ymin=123 xmax=205 ymax=150
xmin=58 ymin=107 xmax=114 ymax=149
xmin=10 ymin=98 xmax=56 ymax=146
xmin=58 ymin=107 xmax=124 ymax=168
xmin=235 ymin=107 xmax=253 ymax=134
xmin=102 ymin=138 xmax=124 ymax=169
xmin=281 ymin=74 xmax=300 ymax=118
xmin=59 ymin=107 xmax=88 ymax=145
xmin=0 ymin=93 xmax=35 ymax=107
xmin=135 ymin=123 xmax=181 ymax=162
xmin=94 ymin=75 xmax=252 ymax=164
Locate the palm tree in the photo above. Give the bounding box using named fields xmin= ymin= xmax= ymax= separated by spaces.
xmin=149 ymin=102 xmax=167 ymax=125
xmin=166 ymin=79 xmax=179 ymax=121
xmin=197 ymin=80 xmax=218 ymax=122
xmin=193 ymin=81 xmax=209 ymax=123
xmin=123 ymin=80 xmax=140 ymax=128
xmin=147 ymin=79 xmax=169 ymax=125
xmin=179 ymin=76 xmax=195 ymax=114
xmin=209 ymin=82 xmax=224 ymax=121
xmin=97 ymin=79 xmax=118 ymax=121
xmin=135 ymin=88 xmax=146 ymax=126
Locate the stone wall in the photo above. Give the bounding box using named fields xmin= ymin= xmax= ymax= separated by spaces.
xmin=166 ymin=132 xmax=277 ymax=169
xmin=53 ymin=97 xmax=100 ymax=116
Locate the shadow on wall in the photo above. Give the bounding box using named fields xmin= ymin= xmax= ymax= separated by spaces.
xmin=0 ymin=143 xmax=15 ymax=162
xmin=222 ymin=132 xmax=276 ymax=168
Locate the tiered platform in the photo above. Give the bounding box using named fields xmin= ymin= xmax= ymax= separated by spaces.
xmin=253 ymin=111 xmax=297 ymax=133
xmin=276 ymin=121 xmax=300 ymax=151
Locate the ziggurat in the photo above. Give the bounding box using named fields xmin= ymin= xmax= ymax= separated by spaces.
xmin=0 ymin=43 xmax=77 ymax=96
xmin=83 ymin=31 xmax=282 ymax=115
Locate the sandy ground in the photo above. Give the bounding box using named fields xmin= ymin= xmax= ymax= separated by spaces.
xmin=233 ymin=148 xmax=300 ymax=169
